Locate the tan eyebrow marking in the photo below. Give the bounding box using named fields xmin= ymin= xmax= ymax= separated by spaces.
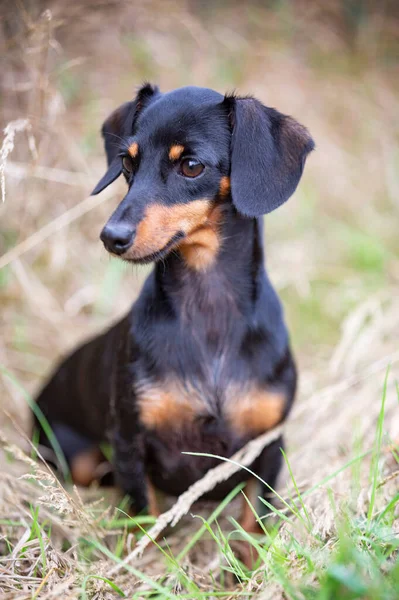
xmin=218 ymin=176 xmax=231 ymax=197
xmin=128 ymin=142 xmax=139 ymax=158
xmin=169 ymin=144 xmax=185 ymax=161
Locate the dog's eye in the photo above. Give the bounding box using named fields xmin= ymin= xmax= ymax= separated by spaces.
xmin=180 ymin=158 xmax=204 ymax=178
xmin=122 ymin=156 xmax=134 ymax=175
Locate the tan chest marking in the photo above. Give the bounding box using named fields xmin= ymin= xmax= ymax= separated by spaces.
xmin=225 ymin=387 xmax=286 ymax=436
xmin=137 ymin=379 xmax=286 ymax=436
xmin=137 ymin=380 xmax=206 ymax=431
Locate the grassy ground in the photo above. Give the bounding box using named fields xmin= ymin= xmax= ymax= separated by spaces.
xmin=1 ymin=1 xmax=399 ymax=598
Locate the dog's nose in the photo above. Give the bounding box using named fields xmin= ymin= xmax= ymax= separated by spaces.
xmin=100 ymin=223 xmax=135 ymax=255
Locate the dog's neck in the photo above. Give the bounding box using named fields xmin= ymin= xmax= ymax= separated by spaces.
xmin=153 ymin=205 xmax=266 ymax=318
xmin=144 ymin=204 xmax=287 ymax=378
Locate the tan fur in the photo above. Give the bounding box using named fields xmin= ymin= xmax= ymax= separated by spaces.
xmin=70 ymin=448 xmax=102 ymax=486
xmin=236 ymin=478 xmax=263 ymax=568
xmin=128 ymin=142 xmax=139 ymax=158
xmin=179 ymin=204 xmax=222 ymax=271
xmin=146 ymin=477 xmax=162 ymax=516
xmin=139 ymin=388 xmax=195 ymax=430
xmin=179 ymin=228 xmax=220 ymax=271
xmin=137 ymin=377 xmax=285 ymax=437
xmin=240 ymin=478 xmax=261 ymax=532
xmin=218 ymin=176 xmax=230 ymax=197
xmin=137 ymin=379 xmax=206 ymax=431
xmin=226 ymin=388 xmax=285 ymax=435
xmin=122 ymin=199 xmax=221 ymax=265
xmin=168 ymin=144 xmax=185 ymax=161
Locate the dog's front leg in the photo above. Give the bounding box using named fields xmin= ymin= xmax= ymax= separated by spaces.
xmin=111 ymin=346 xmax=149 ymax=514
xmin=112 ymin=425 xmax=148 ymax=514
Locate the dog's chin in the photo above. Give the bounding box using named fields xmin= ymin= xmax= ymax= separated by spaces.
xmin=110 ymin=231 xmax=185 ymax=265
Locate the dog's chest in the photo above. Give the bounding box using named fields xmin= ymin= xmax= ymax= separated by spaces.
xmin=133 ymin=264 xmax=286 ymax=492
xmin=136 ymin=374 xmax=285 ymax=497
xmin=135 ymin=271 xmax=285 ymax=440
xmin=135 ymin=375 xmax=284 ymax=439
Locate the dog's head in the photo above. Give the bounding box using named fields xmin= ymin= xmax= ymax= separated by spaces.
xmin=93 ymin=84 xmax=314 ymax=268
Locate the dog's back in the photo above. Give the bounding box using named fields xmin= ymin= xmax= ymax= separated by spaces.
xmin=35 ymin=317 xmax=125 ymax=463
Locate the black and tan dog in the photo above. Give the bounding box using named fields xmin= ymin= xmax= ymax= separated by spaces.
xmin=34 ymin=84 xmax=314 ymax=532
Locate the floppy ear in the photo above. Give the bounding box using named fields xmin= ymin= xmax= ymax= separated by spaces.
xmin=91 ymin=83 xmax=159 ymax=195
xmin=224 ymin=95 xmax=314 ymax=217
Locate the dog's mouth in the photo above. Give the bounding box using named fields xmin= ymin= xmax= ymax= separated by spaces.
xmin=117 ymin=231 xmax=185 ymax=264
xmin=105 ymin=199 xmax=219 ymax=266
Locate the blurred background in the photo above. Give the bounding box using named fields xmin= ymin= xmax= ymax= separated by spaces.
xmin=1 ymin=1 xmax=398 ymax=451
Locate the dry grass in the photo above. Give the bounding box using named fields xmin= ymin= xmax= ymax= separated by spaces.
xmin=1 ymin=1 xmax=399 ymax=598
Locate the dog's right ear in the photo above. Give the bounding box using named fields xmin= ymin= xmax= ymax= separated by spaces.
xmin=91 ymin=83 xmax=159 ymax=195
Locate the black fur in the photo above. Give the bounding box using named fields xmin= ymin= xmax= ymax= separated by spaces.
xmin=34 ymin=84 xmax=313 ymax=516
xmin=225 ymin=95 xmax=315 ymax=217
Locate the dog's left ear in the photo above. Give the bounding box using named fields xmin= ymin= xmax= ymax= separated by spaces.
xmin=224 ymin=95 xmax=314 ymax=217
xmin=92 ymin=83 xmax=159 ymax=195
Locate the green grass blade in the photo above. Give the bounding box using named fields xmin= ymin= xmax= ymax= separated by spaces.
xmin=0 ymin=364 xmax=69 ymax=479
xmin=82 ymin=538 xmax=177 ymax=599
xmin=281 ymin=448 xmax=313 ymax=531
xmin=183 ymin=450 xmax=311 ymax=529
xmin=367 ymin=366 xmax=389 ymax=522
xmin=177 ymin=483 xmax=244 ymax=562
xmin=81 ymin=574 xmax=126 ymax=598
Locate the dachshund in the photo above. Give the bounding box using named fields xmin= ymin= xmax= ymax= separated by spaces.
xmin=33 ymin=84 xmax=314 ymax=539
